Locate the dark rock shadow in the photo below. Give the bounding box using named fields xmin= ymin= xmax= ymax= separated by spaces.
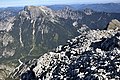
xmin=20 ymin=65 xmax=38 ymax=80
xmin=90 ymin=33 xmax=120 ymax=51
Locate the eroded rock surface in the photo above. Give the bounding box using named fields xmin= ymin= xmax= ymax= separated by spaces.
xmin=12 ymin=29 xmax=120 ymax=80
xmin=107 ymin=19 xmax=120 ymax=30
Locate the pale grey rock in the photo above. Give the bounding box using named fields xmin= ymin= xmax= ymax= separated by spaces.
xmin=2 ymin=48 xmax=15 ymax=58
xmin=56 ymin=7 xmax=82 ymax=20
xmin=2 ymin=33 xmax=14 ymax=46
xmin=107 ymin=19 xmax=120 ymax=30
xmin=11 ymin=25 xmax=120 ymax=80
xmin=0 ymin=63 xmax=15 ymax=80
xmin=83 ymin=8 xmax=94 ymax=15
xmin=73 ymin=21 xmax=78 ymax=27
xmin=0 ymin=17 xmax=15 ymax=32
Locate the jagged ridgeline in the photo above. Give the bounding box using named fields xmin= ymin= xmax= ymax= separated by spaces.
xmin=0 ymin=5 xmax=120 ymax=79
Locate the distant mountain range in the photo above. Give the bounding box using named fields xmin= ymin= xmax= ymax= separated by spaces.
xmin=48 ymin=3 xmax=120 ymax=13
xmin=0 ymin=7 xmax=22 ymax=20
xmin=0 ymin=3 xmax=120 ymax=14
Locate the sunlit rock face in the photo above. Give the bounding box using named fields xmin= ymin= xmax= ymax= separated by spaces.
xmin=107 ymin=19 xmax=120 ymax=30
xmin=21 ymin=6 xmax=55 ymax=20
xmin=12 ymin=28 xmax=120 ymax=80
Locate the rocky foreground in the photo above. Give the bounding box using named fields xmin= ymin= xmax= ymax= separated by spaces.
xmin=11 ymin=27 xmax=120 ymax=80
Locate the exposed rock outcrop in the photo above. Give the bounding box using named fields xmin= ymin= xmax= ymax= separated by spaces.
xmin=12 ymin=29 xmax=120 ymax=80
xmin=107 ymin=19 xmax=120 ymax=30
xmin=20 ymin=6 xmax=55 ymax=20
xmin=83 ymin=8 xmax=94 ymax=15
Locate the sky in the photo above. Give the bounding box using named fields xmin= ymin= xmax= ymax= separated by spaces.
xmin=0 ymin=0 xmax=120 ymax=7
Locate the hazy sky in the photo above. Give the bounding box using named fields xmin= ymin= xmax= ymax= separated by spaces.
xmin=0 ymin=0 xmax=120 ymax=7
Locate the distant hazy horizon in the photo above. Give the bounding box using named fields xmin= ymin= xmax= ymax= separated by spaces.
xmin=0 ymin=0 xmax=120 ymax=7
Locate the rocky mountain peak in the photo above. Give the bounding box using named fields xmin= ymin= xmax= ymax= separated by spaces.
xmin=20 ymin=6 xmax=55 ymax=20
xmin=107 ymin=19 xmax=120 ymax=30
xmin=56 ymin=7 xmax=81 ymax=20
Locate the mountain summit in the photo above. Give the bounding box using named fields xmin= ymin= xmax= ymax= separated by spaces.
xmin=12 ymin=27 xmax=120 ymax=80
xmin=21 ymin=6 xmax=55 ymax=19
